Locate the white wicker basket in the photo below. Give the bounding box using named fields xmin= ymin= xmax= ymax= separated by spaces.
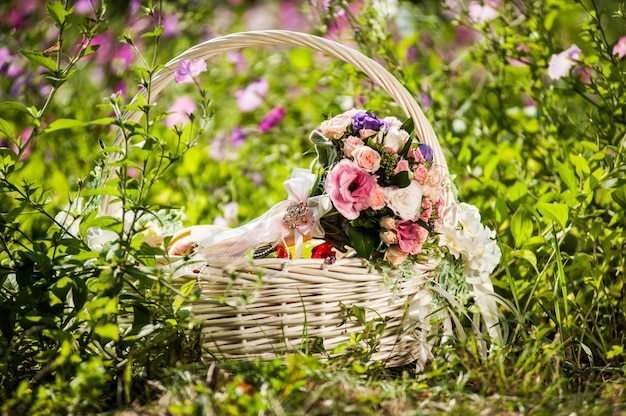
xmin=106 ymin=30 xmax=501 ymax=369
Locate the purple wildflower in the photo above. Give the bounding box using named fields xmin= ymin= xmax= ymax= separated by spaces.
xmin=259 ymin=106 xmax=286 ymax=132
xmin=418 ymin=144 xmax=434 ymax=162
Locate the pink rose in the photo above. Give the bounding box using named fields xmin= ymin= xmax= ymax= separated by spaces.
xmin=343 ymin=136 xmax=364 ymax=158
xmin=396 ymin=220 xmax=429 ymax=254
xmin=409 ymin=147 xmax=425 ymax=163
xmin=384 ymin=245 xmax=408 ymax=266
xmin=413 ymin=164 xmax=428 ymax=184
xmin=380 ymin=230 xmax=398 ymax=245
xmin=380 ymin=216 xmax=396 ymax=230
xmin=394 ymin=159 xmax=410 ymax=175
xmin=359 ymin=128 xmax=377 ymax=139
xmin=423 ymin=169 xmax=442 ymax=201
xmin=368 ymin=185 xmax=387 ymax=210
xmin=420 ymin=198 xmax=433 ymax=222
xmin=319 ymin=114 xmax=353 ymax=139
xmin=352 ymin=146 xmax=381 ymax=173
xmin=325 ymin=160 xmax=377 ymax=220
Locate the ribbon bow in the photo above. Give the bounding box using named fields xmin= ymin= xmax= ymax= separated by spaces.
xmin=194 ymin=169 xmax=331 ymax=259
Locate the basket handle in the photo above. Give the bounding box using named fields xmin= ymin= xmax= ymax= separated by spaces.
xmin=108 ymin=30 xmax=452 ymax=209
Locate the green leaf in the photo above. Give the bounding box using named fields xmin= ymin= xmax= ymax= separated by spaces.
xmin=45 ymin=116 xmax=113 ymax=133
xmin=0 ymin=101 xmax=31 ymax=116
xmin=611 ymin=185 xmax=626 ymax=208
xmin=400 ymin=117 xmax=414 ymax=136
xmin=537 ymin=202 xmax=569 ymax=229
xmin=47 ymin=2 xmax=73 ymax=26
xmin=570 ymin=154 xmax=590 ymax=180
xmin=392 ymin=170 xmax=410 ymax=188
xmin=510 ymin=207 xmax=533 ymax=248
xmin=0 ymin=118 xmax=15 ymax=139
xmin=94 ymin=323 xmax=119 ymax=341
xmin=556 ymin=160 xmax=578 ymax=192
xmin=348 ymin=225 xmax=377 ymax=259
xmin=289 ymin=48 xmax=313 ymax=70
xmin=44 ymin=118 xmax=89 ymax=133
xmin=20 ymin=49 xmax=57 ymax=72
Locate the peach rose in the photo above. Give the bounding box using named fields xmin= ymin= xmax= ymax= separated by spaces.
xmin=352 ymin=146 xmax=381 ymax=173
xmin=380 ymin=230 xmax=398 ymax=245
xmin=380 ymin=216 xmax=396 ymax=230
xmin=319 ymin=115 xmax=352 ymax=139
xmin=384 ymin=245 xmax=409 ymax=266
xmin=343 ymin=136 xmax=364 ymax=158
xmin=368 ymin=185 xmax=387 ymax=210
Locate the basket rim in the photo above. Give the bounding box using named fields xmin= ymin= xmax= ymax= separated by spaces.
xmin=103 ymin=29 xmax=452 ymax=212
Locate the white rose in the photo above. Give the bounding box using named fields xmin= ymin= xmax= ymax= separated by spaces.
xmin=385 ymin=181 xmax=423 ymax=221
xmin=383 ymin=126 xmax=410 ymax=153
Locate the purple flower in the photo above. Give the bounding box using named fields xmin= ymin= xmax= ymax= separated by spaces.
xmin=0 ymin=47 xmax=22 ymax=78
xmin=231 ymin=126 xmax=246 ymax=146
xmin=235 ymin=78 xmax=268 ymax=112
xmin=111 ymin=44 xmax=136 ymax=75
xmin=175 ymin=59 xmax=207 ymax=84
xmin=352 ymin=111 xmax=386 ymax=135
xmin=547 ymin=45 xmax=581 ymax=80
xmin=418 ymin=144 xmax=433 ymax=162
xmin=161 ymin=13 xmax=181 ymax=37
xmin=259 ymin=106 xmax=286 ymax=132
xmin=613 ymin=36 xmax=626 ymax=59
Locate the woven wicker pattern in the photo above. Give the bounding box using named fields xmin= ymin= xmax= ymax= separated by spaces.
xmin=112 ymin=30 xmax=457 ymax=368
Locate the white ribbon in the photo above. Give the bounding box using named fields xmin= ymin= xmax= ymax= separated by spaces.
xmin=193 ymin=168 xmax=332 ymax=259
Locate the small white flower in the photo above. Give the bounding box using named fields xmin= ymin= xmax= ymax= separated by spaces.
xmin=383 ymin=126 xmax=410 ymax=153
xmin=385 ymin=181 xmax=423 ymax=221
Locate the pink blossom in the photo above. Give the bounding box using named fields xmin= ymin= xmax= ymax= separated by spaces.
xmin=343 ymin=136 xmax=364 ymax=157
xmin=613 ymin=36 xmax=626 ymax=59
xmin=394 ymin=160 xmax=410 ymax=175
xmin=420 ymin=199 xmax=433 ymax=222
xmin=409 ymin=147 xmax=425 ymax=163
xmin=413 ymin=164 xmax=428 ymax=184
xmin=235 ymin=78 xmax=268 ymax=112
xmin=175 ymin=59 xmax=207 ymax=84
xmin=75 ymin=0 xmax=100 ymax=14
xmin=396 ymin=220 xmax=428 ymax=254
xmin=164 ymin=95 xmax=196 ymax=128
xmin=547 ymin=45 xmax=581 ymax=80
xmin=468 ymin=1 xmax=498 ymax=24
xmin=259 ymin=106 xmax=286 ymax=132
xmin=325 ymin=159 xmax=377 ymax=220
xmin=227 ymin=51 xmax=248 ymax=72
xmin=111 ymin=44 xmax=136 ymax=75
xmin=161 ymin=13 xmax=181 ymax=37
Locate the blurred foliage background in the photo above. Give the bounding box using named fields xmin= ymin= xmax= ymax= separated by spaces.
xmin=1 ymin=0 xmax=626 ymax=414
